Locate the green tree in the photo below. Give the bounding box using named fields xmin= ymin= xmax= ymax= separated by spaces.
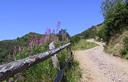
xmin=101 ymin=0 xmax=125 ymax=19
xmin=100 ymin=0 xmax=128 ymax=43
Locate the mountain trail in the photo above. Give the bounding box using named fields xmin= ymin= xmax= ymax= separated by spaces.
xmin=74 ymin=40 xmax=128 ymax=82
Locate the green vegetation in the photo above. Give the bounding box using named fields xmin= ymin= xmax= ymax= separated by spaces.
xmin=1 ymin=29 xmax=81 ymax=82
xmin=77 ymin=26 xmax=97 ymax=39
xmin=100 ymin=0 xmax=128 ymax=43
xmin=95 ymin=0 xmax=128 ymax=58
xmin=71 ymin=26 xmax=97 ymax=43
xmin=121 ymin=37 xmax=128 ymax=59
xmin=71 ymin=0 xmax=128 ymax=58
xmin=96 ymin=24 xmax=108 ymax=42
xmin=0 ymin=32 xmax=43 ymax=63
xmin=71 ymin=25 xmax=100 ymax=45
xmin=13 ymin=42 xmax=81 ymax=82
xmin=14 ymin=43 xmax=60 ymax=82
xmin=73 ymin=39 xmax=98 ymax=50
xmin=65 ymin=60 xmax=81 ymax=82
xmin=2 ymin=0 xmax=128 ymax=81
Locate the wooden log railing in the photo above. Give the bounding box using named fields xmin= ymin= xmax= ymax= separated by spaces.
xmin=54 ymin=55 xmax=73 ymax=82
xmin=0 ymin=43 xmax=71 ymax=81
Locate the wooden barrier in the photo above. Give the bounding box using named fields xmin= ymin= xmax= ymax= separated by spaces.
xmin=0 ymin=43 xmax=71 ymax=81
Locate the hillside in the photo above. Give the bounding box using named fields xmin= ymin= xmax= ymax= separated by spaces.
xmin=72 ymin=0 xmax=128 ymax=59
xmin=71 ymin=23 xmax=103 ymax=44
xmin=0 ymin=30 xmax=82 ymax=82
xmin=72 ymin=24 xmax=128 ymax=59
xmin=0 ymin=32 xmax=43 ymax=63
xmin=72 ymin=23 xmax=128 ymax=58
xmin=1 ymin=0 xmax=128 ymax=81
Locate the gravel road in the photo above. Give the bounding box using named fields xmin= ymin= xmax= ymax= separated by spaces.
xmin=74 ymin=41 xmax=128 ymax=82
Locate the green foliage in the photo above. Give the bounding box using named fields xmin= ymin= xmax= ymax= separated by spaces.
xmin=97 ymin=25 xmax=110 ymax=42
xmin=24 ymin=59 xmax=57 ymax=82
xmin=71 ymin=26 xmax=97 ymax=45
xmin=15 ymin=43 xmax=57 ymax=82
xmin=14 ymin=41 xmax=80 ymax=82
xmin=0 ymin=40 xmax=20 ymax=63
xmin=65 ymin=60 xmax=81 ymax=82
xmin=79 ymin=26 xmax=97 ymax=39
xmin=0 ymin=28 xmax=80 ymax=82
xmin=58 ymin=29 xmax=70 ymax=41
xmin=100 ymin=0 xmax=128 ymax=43
xmin=71 ymin=36 xmax=80 ymax=45
xmin=101 ymin=0 xmax=125 ymax=19
xmin=0 ymin=32 xmax=43 ymax=63
xmin=73 ymin=39 xmax=98 ymax=50
xmin=121 ymin=37 xmax=128 ymax=59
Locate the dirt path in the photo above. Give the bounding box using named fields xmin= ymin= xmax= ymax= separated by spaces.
xmin=74 ymin=40 xmax=128 ymax=82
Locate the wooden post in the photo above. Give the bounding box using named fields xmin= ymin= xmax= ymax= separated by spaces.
xmin=49 ymin=42 xmax=60 ymax=70
xmin=0 ymin=43 xmax=70 ymax=81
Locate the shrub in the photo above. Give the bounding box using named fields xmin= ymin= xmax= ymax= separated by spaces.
xmin=121 ymin=37 xmax=128 ymax=59
xmin=97 ymin=25 xmax=109 ymax=42
xmin=100 ymin=0 xmax=128 ymax=43
xmin=73 ymin=39 xmax=98 ymax=50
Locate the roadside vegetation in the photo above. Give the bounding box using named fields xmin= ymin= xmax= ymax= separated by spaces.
xmin=2 ymin=0 xmax=128 ymax=81
xmin=121 ymin=37 xmax=128 ymax=59
xmin=93 ymin=0 xmax=128 ymax=58
xmin=1 ymin=26 xmax=81 ymax=82
xmin=72 ymin=39 xmax=98 ymax=50
xmin=99 ymin=0 xmax=128 ymax=58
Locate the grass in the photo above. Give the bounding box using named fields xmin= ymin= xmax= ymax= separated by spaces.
xmin=4 ymin=42 xmax=81 ymax=82
xmin=2 ymin=39 xmax=98 ymax=82
xmin=104 ymin=29 xmax=128 ymax=57
xmin=65 ymin=60 xmax=81 ymax=82
xmin=13 ymin=43 xmax=57 ymax=82
xmin=57 ymin=48 xmax=81 ymax=82
xmin=73 ymin=39 xmax=98 ymax=50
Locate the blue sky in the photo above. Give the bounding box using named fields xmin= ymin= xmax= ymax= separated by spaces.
xmin=0 ymin=0 xmax=103 ymax=40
